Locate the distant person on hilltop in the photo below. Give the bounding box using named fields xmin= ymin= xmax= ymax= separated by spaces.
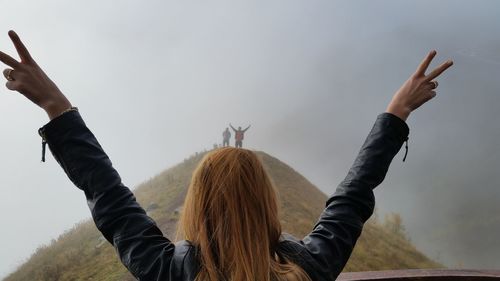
xmin=222 ymin=127 xmax=231 ymax=147
xmin=2 ymin=30 xmax=453 ymax=281
xmin=230 ymin=124 xmax=250 ymax=148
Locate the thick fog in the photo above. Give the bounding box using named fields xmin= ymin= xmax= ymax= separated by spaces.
xmin=0 ymin=0 xmax=499 ymax=278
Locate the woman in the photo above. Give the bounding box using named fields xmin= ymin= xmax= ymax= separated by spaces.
xmin=0 ymin=30 xmax=452 ymax=281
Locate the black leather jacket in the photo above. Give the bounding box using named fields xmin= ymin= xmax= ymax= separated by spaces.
xmin=39 ymin=111 xmax=409 ymax=281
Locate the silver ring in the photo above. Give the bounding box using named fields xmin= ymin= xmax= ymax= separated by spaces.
xmin=431 ymin=81 xmax=438 ymax=89
xmin=6 ymin=69 xmax=14 ymax=81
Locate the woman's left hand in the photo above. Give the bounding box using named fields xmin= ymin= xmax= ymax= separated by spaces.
xmin=0 ymin=30 xmax=72 ymax=119
xmin=386 ymin=50 xmax=453 ymax=121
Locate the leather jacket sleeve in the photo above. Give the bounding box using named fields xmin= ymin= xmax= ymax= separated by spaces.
xmin=299 ymin=112 xmax=409 ymax=280
xmin=39 ymin=111 xmax=175 ymax=281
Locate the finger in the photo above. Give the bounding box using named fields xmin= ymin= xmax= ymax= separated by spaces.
xmin=8 ymin=30 xmax=34 ymax=64
xmin=0 ymin=51 xmax=20 ymax=68
xmin=415 ymin=50 xmax=437 ymax=76
xmin=425 ymin=80 xmax=438 ymax=90
xmin=5 ymin=80 xmax=19 ymax=91
xmin=425 ymin=60 xmax=453 ymax=81
xmin=421 ymin=82 xmax=435 ymax=91
xmin=420 ymin=90 xmax=437 ymax=105
xmin=3 ymin=68 xmax=15 ymax=81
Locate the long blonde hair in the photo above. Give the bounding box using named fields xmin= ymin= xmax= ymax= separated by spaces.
xmin=177 ymin=147 xmax=311 ymax=281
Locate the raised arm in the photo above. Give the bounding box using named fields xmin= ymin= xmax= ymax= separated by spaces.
xmin=299 ymin=51 xmax=453 ymax=280
xmin=1 ymin=30 xmax=175 ymax=280
xmin=243 ymin=124 xmax=251 ymax=132
xmin=298 ymin=113 xmax=408 ymax=280
xmin=39 ymin=111 xmax=174 ymax=279
xmin=229 ymin=124 xmax=237 ymax=132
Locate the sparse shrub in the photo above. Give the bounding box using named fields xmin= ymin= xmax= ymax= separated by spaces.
xmin=384 ymin=212 xmax=408 ymax=240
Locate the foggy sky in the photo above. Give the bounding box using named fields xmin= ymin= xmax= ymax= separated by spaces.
xmin=0 ymin=0 xmax=499 ymax=278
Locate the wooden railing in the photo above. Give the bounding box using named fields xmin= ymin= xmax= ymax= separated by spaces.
xmin=338 ymin=269 xmax=500 ymax=281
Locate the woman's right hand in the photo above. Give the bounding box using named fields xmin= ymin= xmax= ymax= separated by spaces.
xmin=0 ymin=30 xmax=72 ymax=120
xmin=386 ymin=50 xmax=453 ymax=121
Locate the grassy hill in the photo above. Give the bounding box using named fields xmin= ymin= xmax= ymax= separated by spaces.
xmin=4 ymin=151 xmax=440 ymax=281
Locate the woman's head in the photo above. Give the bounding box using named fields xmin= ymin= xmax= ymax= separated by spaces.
xmin=178 ymin=147 xmax=280 ymax=278
xmin=178 ymin=147 xmax=311 ymax=281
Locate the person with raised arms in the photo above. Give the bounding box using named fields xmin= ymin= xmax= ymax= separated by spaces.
xmin=230 ymin=123 xmax=251 ymax=148
xmin=1 ymin=30 xmax=452 ymax=281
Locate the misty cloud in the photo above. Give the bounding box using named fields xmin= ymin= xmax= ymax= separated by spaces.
xmin=0 ymin=0 xmax=499 ymax=277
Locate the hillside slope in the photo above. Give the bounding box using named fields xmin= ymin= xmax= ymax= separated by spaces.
xmin=4 ymin=151 xmax=440 ymax=281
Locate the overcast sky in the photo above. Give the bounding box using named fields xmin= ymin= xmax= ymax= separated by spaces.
xmin=0 ymin=0 xmax=499 ymax=278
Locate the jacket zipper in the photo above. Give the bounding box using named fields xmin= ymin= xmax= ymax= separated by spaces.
xmin=38 ymin=127 xmax=47 ymax=162
xmin=402 ymin=136 xmax=409 ymax=162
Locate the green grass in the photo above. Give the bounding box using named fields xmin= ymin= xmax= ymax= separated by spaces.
xmin=4 ymin=151 xmax=440 ymax=281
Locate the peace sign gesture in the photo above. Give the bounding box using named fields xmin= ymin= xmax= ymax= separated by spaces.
xmin=0 ymin=30 xmax=71 ymax=119
xmin=386 ymin=50 xmax=453 ymax=121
